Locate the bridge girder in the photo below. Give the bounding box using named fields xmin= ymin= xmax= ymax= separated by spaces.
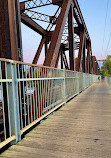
xmin=0 ymin=0 xmax=100 ymax=74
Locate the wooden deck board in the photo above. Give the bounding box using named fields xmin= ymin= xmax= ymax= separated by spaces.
xmin=1 ymin=81 xmax=111 ymax=158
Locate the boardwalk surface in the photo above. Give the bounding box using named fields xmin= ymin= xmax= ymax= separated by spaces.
xmin=1 ymin=80 xmax=111 ymax=158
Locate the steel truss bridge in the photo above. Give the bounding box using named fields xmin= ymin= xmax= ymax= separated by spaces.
xmin=0 ymin=0 xmax=100 ymax=74
xmin=0 ymin=0 xmax=106 ymax=154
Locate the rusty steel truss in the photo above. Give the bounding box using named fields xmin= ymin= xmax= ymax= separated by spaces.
xmin=0 ymin=0 xmax=100 ymax=74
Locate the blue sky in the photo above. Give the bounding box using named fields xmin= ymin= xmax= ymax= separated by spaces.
xmin=78 ymin=0 xmax=111 ymax=59
xmin=21 ymin=0 xmax=111 ymax=64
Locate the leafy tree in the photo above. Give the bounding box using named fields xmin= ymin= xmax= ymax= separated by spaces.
xmin=100 ymin=55 xmax=111 ymax=76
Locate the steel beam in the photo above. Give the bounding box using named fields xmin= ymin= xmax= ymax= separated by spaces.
xmin=32 ymin=36 xmax=47 ymax=64
xmin=52 ymin=0 xmax=63 ymax=6
xmin=44 ymin=40 xmax=48 ymax=56
xmin=20 ymin=0 xmax=52 ymax=10
xmin=15 ymin=0 xmax=23 ymax=61
xmin=63 ymin=50 xmax=69 ymax=70
xmin=21 ymin=14 xmax=48 ymax=36
xmin=76 ymin=31 xmax=85 ymax=71
xmin=68 ymin=5 xmax=74 ymax=71
xmin=74 ymin=27 xmax=80 ymax=36
xmin=44 ymin=0 xmax=72 ymax=67
xmin=74 ymin=0 xmax=90 ymax=41
xmin=89 ymin=55 xmax=91 ymax=74
xmin=22 ymin=10 xmax=56 ymax=24
xmin=92 ymin=56 xmax=96 ymax=74
xmin=0 ymin=1 xmax=11 ymax=59
xmin=55 ymin=49 xmax=61 ymax=68
xmin=73 ymin=9 xmax=81 ymax=27
xmin=0 ymin=0 xmax=19 ymax=60
xmin=52 ymin=0 xmax=90 ymax=39
xmin=86 ymin=42 xmax=91 ymax=73
xmin=0 ymin=0 xmax=19 ymax=140
xmin=20 ymin=2 xmax=25 ymax=13
xmin=82 ymin=37 xmax=86 ymax=73
xmin=90 ymin=54 xmax=93 ymax=74
xmin=7 ymin=0 xmax=19 ymax=60
xmin=61 ymin=50 xmax=63 ymax=69
xmin=89 ymin=45 xmax=92 ymax=74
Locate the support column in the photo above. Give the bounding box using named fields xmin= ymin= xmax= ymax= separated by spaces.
xmin=44 ymin=0 xmax=72 ymax=67
xmin=15 ymin=0 xmax=23 ymax=61
xmin=33 ymin=36 xmax=47 ymax=64
xmin=90 ymin=53 xmax=93 ymax=74
xmin=86 ymin=42 xmax=90 ymax=73
xmin=0 ymin=0 xmax=19 ymax=60
xmin=76 ymin=30 xmax=85 ymax=72
xmin=68 ymin=5 xmax=74 ymax=71
xmin=55 ymin=49 xmax=61 ymax=68
xmin=61 ymin=49 xmax=63 ymax=69
xmin=0 ymin=0 xmax=20 ymax=139
xmin=44 ymin=40 xmax=48 ymax=56
xmin=89 ymin=47 xmax=91 ymax=74
xmin=63 ymin=50 xmax=69 ymax=70
xmin=82 ymin=38 xmax=86 ymax=73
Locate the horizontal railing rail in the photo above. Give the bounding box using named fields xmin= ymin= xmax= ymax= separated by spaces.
xmin=0 ymin=58 xmax=98 ymax=149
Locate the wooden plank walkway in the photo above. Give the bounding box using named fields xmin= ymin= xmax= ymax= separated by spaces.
xmin=1 ymin=80 xmax=111 ymax=158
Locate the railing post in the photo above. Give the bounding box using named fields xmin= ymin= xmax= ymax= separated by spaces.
xmin=77 ymin=72 xmax=80 ymax=94
xmin=61 ymin=70 xmax=66 ymax=104
xmin=6 ymin=62 xmax=21 ymax=143
xmin=90 ymin=74 xmax=91 ymax=85
xmin=83 ymin=73 xmax=85 ymax=89
xmin=89 ymin=74 xmax=91 ymax=85
xmin=88 ymin=74 xmax=89 ymax=87
xmin=63 ymin=70 xmax=66 ymax=104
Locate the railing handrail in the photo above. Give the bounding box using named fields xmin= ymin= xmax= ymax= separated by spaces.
xmin=0 ymin=58 xmax=98 ymax=150
xmin=0 ymin=58 xmax=92 ymax=74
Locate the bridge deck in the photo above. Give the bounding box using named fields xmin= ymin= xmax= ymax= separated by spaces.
xmin=1 ymin=80 xmax=111 ymax=158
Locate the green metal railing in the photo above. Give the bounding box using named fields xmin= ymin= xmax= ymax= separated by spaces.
xmin=105 ymin=76 xmax=111 ymax=89
xmin=0 ymin=58 xmax=98 ymax=149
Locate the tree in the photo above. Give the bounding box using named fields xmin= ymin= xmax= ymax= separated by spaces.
xmin=101 ymin=55 xmax=111 ymax=76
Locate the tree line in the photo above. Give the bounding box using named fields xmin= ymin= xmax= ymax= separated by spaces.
xmin=100 ymin=55 xmax=111 ymax=76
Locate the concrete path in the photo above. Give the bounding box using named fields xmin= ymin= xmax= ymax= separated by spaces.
xmin=1 ymin=80 xmax=111 ymax=158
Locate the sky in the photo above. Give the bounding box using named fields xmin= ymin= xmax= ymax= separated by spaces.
xmin=20 ymin=0 xmax=111 ymax=64
xmin=78 ymin=0 xmax=111 ymax=59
